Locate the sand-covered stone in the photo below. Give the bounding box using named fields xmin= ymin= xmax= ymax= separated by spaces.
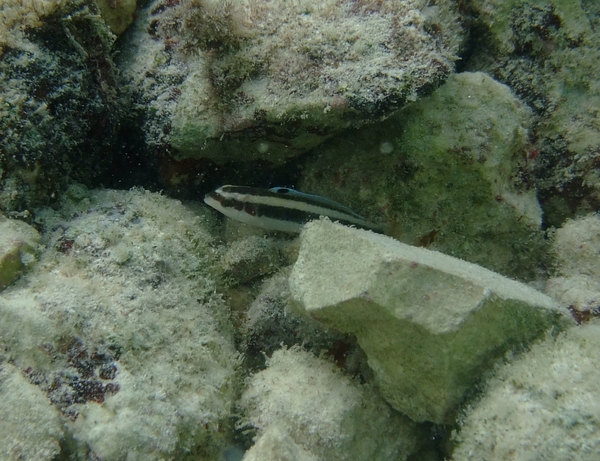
xmin=547 ymin=213 xmax=600 ymax=321
xmin=289 ymin=219 xmax=572 ymax=423
xmin=242 ymin=426 xmax=319 ymax=461
xmin=220 ymin=235 xmax=283 ymax=285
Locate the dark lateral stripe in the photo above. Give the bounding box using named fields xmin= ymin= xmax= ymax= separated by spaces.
xmin=243 ymin=200 xmax=370 ymax=229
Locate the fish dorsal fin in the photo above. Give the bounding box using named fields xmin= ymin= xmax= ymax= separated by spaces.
xmin=269 ymin=187 xmax=366 ymax=220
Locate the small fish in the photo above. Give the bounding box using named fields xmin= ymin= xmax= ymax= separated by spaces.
xmin=204 ymin=185 xmax=381 ymax=233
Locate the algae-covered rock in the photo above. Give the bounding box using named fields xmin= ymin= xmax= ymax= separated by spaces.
xmin=239 ymin=346 xmax=420 ymax=461
xmin=300 ymin=71 xmax=545 ymax=279
xmin=0 ymin=0 xmax=124 ymax=213
xmin=241 ymin=270 xmax=363 ymax=374
xmin=119 ymin=0 xmax=462 ymax=168
xmin=465 ymin=0 xmax=600 ymax=226
xmin=289 ymin=219 xmax=571 ymax=423
xmin=95 ymin=0 xmax=137 ymax=35
xmin=0 ymin=188 xmax=238 ymax=460
xmin=220 ymin=235 xmax=283 ymax=286
xmin=0 ymin=363 xmax=63 ymax=461
xmin=242 ymin=426 xmax=319 ymax=461
xmin=452 ymin=322 xmax=600 ymax=461
xmin=546 ymin=213 xmax=600 ymax=320
xmin=0 ymin=217 xmax=40 ymax=290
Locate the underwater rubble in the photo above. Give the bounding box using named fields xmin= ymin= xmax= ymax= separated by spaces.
xmin=2 ymin=0 xmax=600 ymax=459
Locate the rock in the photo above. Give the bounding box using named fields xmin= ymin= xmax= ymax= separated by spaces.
xmin=0 ymin=0 xmax=125 ymax=213
xmin=546 ymin=213 xmax=600 ymax=322
xmin=289 ymin=219 xmax=572 ymax=423
xmin=0 ymin=188 xmax=238 ymax=460
xmin=95 ymin=0 xmax=137 ymax=35
xmin=241 ymin=270 xmax=365 ymax=374
xmin=0 ymin=0 xmax=62 ymax=50
xmin=242 ymin=426 xmax=319 ymax=461
xmin=452 ymin=322 xmax=600 ymax=461
xmin=239 ymin=346 xmax=420 ymax=461
xmin=220 ymin=236 xmax=283 ymax=285
xmin=549 ymin=213 xmax=600 ymax=280
xmin=0 ymin=363 xmax=63 ymax=461
xmin=465 ymin=0 xmax=600 ymax=227
xmin=0 ymin=217 xmax=40 ymax=291
xmin=299 ymin=72 xmax=546 ymax=279
xmin=119 ymin=0 xmax=462 ymax=170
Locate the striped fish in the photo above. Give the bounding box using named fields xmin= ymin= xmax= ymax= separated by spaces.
xmin=204 ymin=185 xmax=381 ymax=233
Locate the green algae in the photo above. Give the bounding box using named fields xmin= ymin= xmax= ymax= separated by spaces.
xmin=300 ymin=72 xmax=547 ymax=280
